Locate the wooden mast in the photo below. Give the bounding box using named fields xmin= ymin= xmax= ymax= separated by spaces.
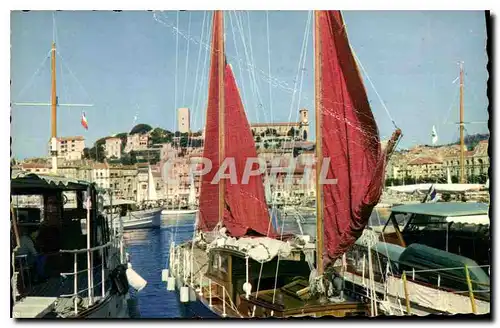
xmin=459 ymin=62 xmax=466 ymax=183
xmin=314 ymin=11 xmax=324 ymax=276
xmin=217 ymin=11 xmax=225 ymax=226
xmin=50 ymin=41 xmax=58 ymax=173
xmin=51 ymin=42 xmax=57 ymax=138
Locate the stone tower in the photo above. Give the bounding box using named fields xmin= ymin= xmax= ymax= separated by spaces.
xmin=177 ymin=107 xmax=190 ymax=133
xmin=299 ymin=108 xmax=309 ymax=141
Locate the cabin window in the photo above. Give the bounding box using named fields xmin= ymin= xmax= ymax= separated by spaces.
xmin=209 ymin=252 xmax=230 ymax=281
xmin=405 ymin=214 xmax=447 ymax=232
xmin=393 ymin=213 xmax=412 ymax=230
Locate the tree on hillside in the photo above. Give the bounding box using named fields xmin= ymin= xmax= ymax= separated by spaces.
xmin=150 ymin=127 xmax=173 ymax=144
xmin=83 ymin=148 xmax=90 ymax=159
xmin=120 ymin=151 xmax=137 ymax=165
xmin=130 ymin=124 xmax=153 ymax=135
xmin=88 ymin=143 xmax=105 ymax=162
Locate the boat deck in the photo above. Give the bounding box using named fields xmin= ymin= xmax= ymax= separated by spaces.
xmin=18 ymin=269 xmax=104 ymax=318
xmin=243 ymin=278 xmax=369 ymax=317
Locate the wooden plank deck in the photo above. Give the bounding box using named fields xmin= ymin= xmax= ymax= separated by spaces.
xmin=13 ymin=297 xmax=57 ymax=318
xmin=15 ymin=268 xmax=104 ymax=318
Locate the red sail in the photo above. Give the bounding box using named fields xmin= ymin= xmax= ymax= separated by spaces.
xmin=198 ymin=11 xmax=223 ymax=233
xmin=318 ymin=11 xmax=386 ymax=264
xmin=222 ymin=64 xmax=273 ymax=237
xmin=198 ymin=12 xmax=273 ymax=237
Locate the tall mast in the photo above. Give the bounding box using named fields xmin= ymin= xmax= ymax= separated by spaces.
xmin=50 ymin=41 xmax=58 ymax=173
xmin=217 ymin=11 xmax=225 ymax=226
xmin=51 ymin=42 xmax=57 ymax=138
xmin=459 ymin=62 xmax=466 ymax=183
xmin=314 ymin=11 xmax=324 ymax=275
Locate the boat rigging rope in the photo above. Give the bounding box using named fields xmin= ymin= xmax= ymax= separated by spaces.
xmin=152 ymin=11 xmax=313 ymax=107
xmin=182 ymin=12 xmax=192 ymax=106
xmin=170 ymin=10 xmax=184 ymax=246
xmin=266 ymin=11 xmax=273 ymax=123
xmin=250 ymin=12 xmax=312 ymax=317
xmin=234 ymin=11 xmax=266 ymax=123
xmin=350 ymin=48 xmax=399 ymax=130
xmin=227 ymin=12 xmax=251 ymax=121
xmin=12 ymin=50 xmax=52 ymax=101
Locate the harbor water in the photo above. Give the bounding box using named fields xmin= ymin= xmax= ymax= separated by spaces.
xmin=124 ymin=209 xmax=390 ymax=318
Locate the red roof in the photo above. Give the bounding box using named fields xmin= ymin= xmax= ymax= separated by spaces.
xmin=408 ymin=157 xmax=443 ymax=165
xmin=22 ymin=163 xmax=51 ymax=169
xmin=58 ymin=136 xmax=85 ymax=141
xmin=93 ymin=163 xmax=109 ymax=169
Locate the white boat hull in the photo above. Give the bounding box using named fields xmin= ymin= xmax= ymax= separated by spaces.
xmin=161 ymin=209 xmax=198 ymax=215
xmin=113 ymin=208 xmax=162 ymax=230
xmin=81 ymin=293 xmax=130 ymax=318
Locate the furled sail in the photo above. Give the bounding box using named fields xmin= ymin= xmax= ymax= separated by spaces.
xmin=317 ymin=11 xmax=386 ymax=264
xmin=198 ymin=11 xmax=273 ymax=237
xmin=147 ymin=165 xmax=158 ymax=201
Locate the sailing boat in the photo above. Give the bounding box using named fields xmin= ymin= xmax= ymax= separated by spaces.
xmin=165 ymin=10 xmax=403 ymax=318
xmin=161 ymin=168 xmax=198 ymax=215
xmin=11 ymin=35 xmax=133 ymax=317
xmin=114 ymin=165 xmax=162 ymax=230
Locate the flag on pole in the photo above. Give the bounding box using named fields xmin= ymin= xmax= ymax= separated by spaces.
xmin=81 ymin=111 xmax=88 ymax=130
xmin=423 ymin=184 xmax=438 ymax=203
xmin=431 ymin=125 xmax=438 ymax=145
xmin=429 ymin=184 xmax=437 ymax=202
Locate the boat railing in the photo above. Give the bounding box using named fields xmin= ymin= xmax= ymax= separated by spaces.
xmin=399 ymin=264 xmax=490 ymax=290
xmin=392 ymin=264 xmax=490 ymax=314
xmin=175 ymin=246 xmax=240 ymax=317
xmin=196 ymin=273 xmax=240 ymax=317
xmin=57 ymin=235 xmax=123 ymax=316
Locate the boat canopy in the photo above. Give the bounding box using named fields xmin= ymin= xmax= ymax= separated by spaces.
xmin=388 ymin=183 xmax=485 ymax=194
xmin=398 ymin=243 xmax=490 ymax=292
xmin=354 ymin=239 xmax=405 ymax=269
xmin=391 ymin=202 xmax=489 ymax=217
xmin=11 ymin=171 xmax=92 ymax=194
xmin=372 ymin=242 xmax=405 ymax=263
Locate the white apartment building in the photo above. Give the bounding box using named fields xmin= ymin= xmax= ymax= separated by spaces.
xmin=49 ymin=136 xmax=85 ymax=161
xmin=105 ymin=137 xmax=122 ymax=159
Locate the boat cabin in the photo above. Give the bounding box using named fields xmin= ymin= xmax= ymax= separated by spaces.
xmin=380 ymin=202 xmax=490 ymax=266
xmin=197 ymin=245 xmax=370 ymax=317
xmin=11 ymin=172 xmax=117 ymax=317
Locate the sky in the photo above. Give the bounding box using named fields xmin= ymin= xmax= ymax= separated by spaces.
xmin=10 ymin=10 xmax=489 ymax=160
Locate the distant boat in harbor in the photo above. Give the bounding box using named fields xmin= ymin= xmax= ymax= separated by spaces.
xmin=161 ymin=171 xmax=198 ymax=216
xmin=104 ymin=199 xmax=162 ymax=231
